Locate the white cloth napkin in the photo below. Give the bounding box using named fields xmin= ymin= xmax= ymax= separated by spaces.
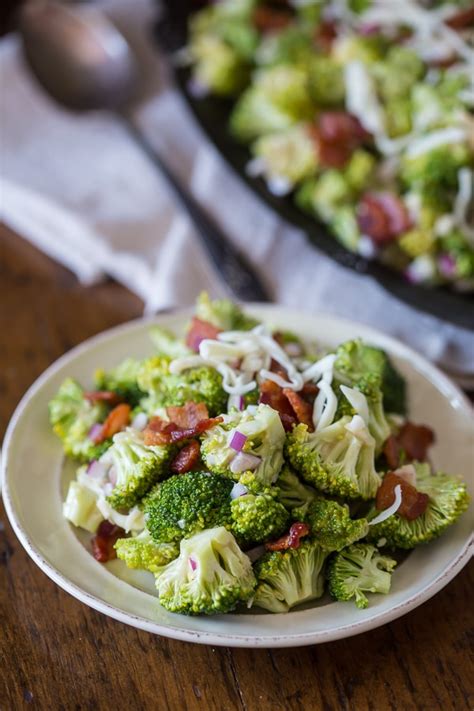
xmin=0 ymin=0 xmax=473 ymax=376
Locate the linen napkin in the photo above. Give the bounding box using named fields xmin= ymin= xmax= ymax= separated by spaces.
xmin=0 ymin=0 xmax=473 ymax=376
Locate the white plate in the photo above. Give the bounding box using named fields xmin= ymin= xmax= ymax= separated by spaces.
xmin=2 ymin=306 xmax=473 ymax=647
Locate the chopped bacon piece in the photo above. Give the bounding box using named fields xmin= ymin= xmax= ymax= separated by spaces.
xmin=445 ymin=6 xmax=474 ymax=29
xmin=265 ymin=522 xmax=311 ymax=551
xmin=357 ymin=192 xmax=411 ymax=244
xmin=376 ymin=473 xmax=429 ymax=521
xmin=383 ymin=435 xmax=402 ymax=470
xmin=91 ymin=403 xmax=131 ymax=444
xmin=319 ymin=112 xmax=369 ymax=144
xmin=84 ymin=390 xmax=122 ymax=405
xmin=283 ymin=389 xmax=314 ymax=431
xmin=383 ymin=422 xmax=435 ymax=468
xmin=301 ymin=382 xmax=319 ymax=404
xmin=397 ymin=422 xmax=435 ymax=463
xmin=270 ymin=358 xmax=289 ymax=381
xmin=91 ymin=521 xmax=125 ymax=563
xmin=186 ymin=317 xmax=221 ymax=353
xmin=166 ymin=401 xmax=209 ymax=429
xmin=315 ymin=19 xmax=338 ymax=51
xmin=253 ymin=6 xmax=293 ymax=32
xmin=171 ymin=440 xmax=201 ymax=474
xmin=308 ymin=113 xmax=370 ymax=169
xmin=259 ymin=379 xmax=297 ymax=431
xmin=143 ymin=416 xmax=223 ymax=446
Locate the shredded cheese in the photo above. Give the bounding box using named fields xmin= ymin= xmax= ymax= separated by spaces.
xmin=368 ymin=484 xmax=403 ymax=526
xmin=405 ymin=127 xmax=467 ymax=158
xmin=340 ymin=385 xmax=370 ymax=425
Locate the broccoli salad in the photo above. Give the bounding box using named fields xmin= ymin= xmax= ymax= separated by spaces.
xmin=185 ymin=0 xmax=474 ymax=290
xmin=53 ymin=295 xmax=470 ymax=616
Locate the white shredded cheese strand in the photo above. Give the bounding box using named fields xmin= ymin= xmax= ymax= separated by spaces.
xmin=314 ymin=379 xmax=338 ymax=431
xmin=302 ymin=353 xmax=336 ymax=384
xmin=340 ymin=385 xmax=370 ymax=425
xmin=344 ymin=60 xmax=386 ymax=137
xmin=405 ymin=127 xmax=467 ymax=158
xmin=368 ymin=485 xmax=403 ymax=526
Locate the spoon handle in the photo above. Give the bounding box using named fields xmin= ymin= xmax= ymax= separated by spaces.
xmin=121 ymin=118 xmax=271 ymax=303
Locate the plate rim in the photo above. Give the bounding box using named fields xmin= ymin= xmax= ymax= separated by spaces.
xmin=2 ymin=306 xmax=473 ymax=647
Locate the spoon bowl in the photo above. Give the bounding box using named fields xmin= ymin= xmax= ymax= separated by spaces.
xmin=19 ymin=1 xmax=137 ymax=110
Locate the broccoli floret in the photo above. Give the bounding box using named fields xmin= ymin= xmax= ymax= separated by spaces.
xmin=331 ymin=207 xmax=360 ymax=252
xmin=49 ymin=378 xmax=110 ymax=462
xmin=195 ymin=291 xmax=259 ymax=331
xmin=190 ymin=1 xmax=258 ymax=61
xmin=155 ymin=526 xmax=256 ymax=615
xmin=307 ymin=170 xmax=354 ymax=221
xmin=333 ymin=34 xmax=387 ymax=65
xmin=327 ymin=543 xmax=397 ymax=609
xmin=149 ymin=326 xmax=192 ymax=359
xmin=63 ymin=480 xmax=104 ymax=532
xmin=190 ymin=35 xmax=251 ymax=96
xmin=230 ymin=86 xmax=294 ymax=143
xmin=411 ymin=74 xmax=469 ymax=132
xmin=385 ymin=97 xmax=413 ymax=138
xmin=201 ymin=404 xmax=286 ymax=486
xmin=375 ymin=46 xmax=424 ymax=101
xmin=335 ymin=382 xmax=391 ymax=453
xmin=256 ymin=26 xmax=313 ymax=67
xmin=95 ymin=358 xmax=144 ymax=407
xmin=308 ymin=56 xmax=345 ymax=107
xmin=438 ymin=230 xmax=474 ymax=282
xmin=367 ymin=463 xmax=470 ymax=549
xmin=137 ymin=357 xmax=227 ymax=416
xmin=401 ymin=143 xmax=472 ymax=210
xmin=399 ymin=228 xmax=435 ymax=258
xmin=115 ymin=530 xmax=178 ymax=573
xmin=231 ymin=486 xmax=289 ymax=547
xmin=335 ymin=339 xmax=407 ymax=414
xmin=230 ymin=64 xmax=313 ymax=143
xmin=253 ymin=124 xmax=318 ymax=186
xmin=285 ymin=418 xmax=381 ymax=500
xmin=276 ymin=464 xmax=318 ymax=514
xmin=344 ymin=150 xmax=377 ymax=193
xmin=102 ymin=429 xmax=175 ymax=510
xmin=252 ymin=540 xmax=329 ymax=613
xmin=294 ymin=498 xmax=369 ymax=552
xmin=145 ymin=471 xmax=233 ymax=544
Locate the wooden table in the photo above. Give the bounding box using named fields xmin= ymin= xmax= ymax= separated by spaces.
xmin=1 ymin=226 xmax=472 ymax=711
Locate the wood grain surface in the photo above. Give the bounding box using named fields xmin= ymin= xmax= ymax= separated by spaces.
xmin=1 ymin=226 xmax=473 ymax=711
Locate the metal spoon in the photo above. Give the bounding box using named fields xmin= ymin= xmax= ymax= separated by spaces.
xmin=18 ymin=0 xmax=269 ymax=302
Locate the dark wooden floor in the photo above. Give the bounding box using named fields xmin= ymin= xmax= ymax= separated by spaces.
xmin=1 ymin=226 xmax=473 ymax=711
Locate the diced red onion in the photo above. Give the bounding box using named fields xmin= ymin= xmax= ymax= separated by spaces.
xmin=88 ymin=423 xmax=103 ymax=441
xmin=230 ymin=482 xmax=249 ymax=499
xmin=229 ymin=430 xmax=247 ymax=452
xmin=86 ymin=460 xmax=106 ymax=480
xmin=438 ymin=253 xmax=457 ymax=278
xmin=188 ymin=555 xmax=197 ymax=571
xmin=131 ymin=412 xmax=148 ymax=431
xmin=229 ymin=451 xmax=261 ymax=475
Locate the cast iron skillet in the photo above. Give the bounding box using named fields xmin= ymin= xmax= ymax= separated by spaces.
xmin=154 ymin=2 xmax=474 ymax=331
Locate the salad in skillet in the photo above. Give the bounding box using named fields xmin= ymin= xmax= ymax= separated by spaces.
xmin=51 ymin=296 xmax=469 ymax=615
xmin=185 ymin=0 xmax=474 ymax=290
